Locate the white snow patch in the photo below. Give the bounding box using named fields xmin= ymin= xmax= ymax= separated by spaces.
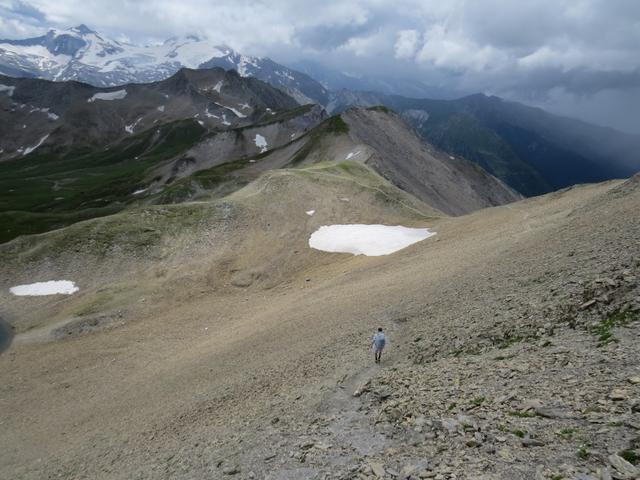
xmin=254 ymin=134 xmax=268 ymax=153
xmin=221 ymin=114 xmax=231 ymax=126
xmin=239 ymin=103 xmax=250 ymax=110
xmin=125 ymin=117 xmax=143 ymax=134
xmin=157 ymin=105 xmax=165 ymax=112
xmin=0 ymin=84 xmax=16 ymax=96
xmin=132 ymin=188 xmax=147 ymax=195
xmin=204 ymin=108 xmax=219 ymax=119
xmin=309 ymin=224 xmax=436 ymax=256
xmin=237 ymin=54 xmax=260 ymax=76
xmin=213 ymin=81 xmax=223 ymax=93
xmin=87 ymin=89 xmax=127 ymax=102
xmin=197 ymin=120 xmax=204 ymax=126
xmin=10 ymin=280 xmax=79 ymax=296
xmin=290 ymin=132 xmax=296 ymax=139
xmin=276 ymin=70 xmax=295 ymax=81
xmin=215 ymin=102 xmax=246 ymax=118
xmin=449 ymin=155 xmax=455 ymax=160
xmin=48 ymin=112 xmax=59 ymax=120
xmin=306 ymin=210 xmax=315 ymax=216
xmin=345 ymin=150 xmax=361 ymax=160
xmin=23 ymin=134 xmax=49 ymax=155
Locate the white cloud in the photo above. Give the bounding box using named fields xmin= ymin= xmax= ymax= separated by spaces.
xmin=394 ymin=29 xmax=419 ymax=59
xmin=416 ymin=24 xmax=508 ymax=72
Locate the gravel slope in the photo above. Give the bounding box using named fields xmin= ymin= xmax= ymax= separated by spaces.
xmin=0 ymin=172 xmax=638 ymax=479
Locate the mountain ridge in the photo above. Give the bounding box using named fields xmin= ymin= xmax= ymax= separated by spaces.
xmin=0 ymin=25 xmax=328 ymax=104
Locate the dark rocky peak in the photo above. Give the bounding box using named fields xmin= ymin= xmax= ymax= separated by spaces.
xmin=70 ymin=24 xmax=96 ymax=35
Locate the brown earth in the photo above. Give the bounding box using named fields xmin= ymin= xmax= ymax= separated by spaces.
xmin=0 ymin=168 xmax=638 ymax=479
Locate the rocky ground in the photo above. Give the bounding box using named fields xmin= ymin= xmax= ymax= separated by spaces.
xmin=0 ymin=173 xmax=638 ymax=479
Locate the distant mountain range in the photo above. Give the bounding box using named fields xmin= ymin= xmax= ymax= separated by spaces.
xmin=1 ymin=25 xmax=639 ymax=198
xmin=0 ymin=25 xmax=328 ymax=105
xmin=328 ymin=91 xmax=640 ymax=196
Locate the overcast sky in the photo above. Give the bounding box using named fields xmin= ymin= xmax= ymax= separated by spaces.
xmin=1 ymin=0 xmax=639 ymax=133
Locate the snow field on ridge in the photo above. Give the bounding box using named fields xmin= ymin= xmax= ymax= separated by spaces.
xmin=309 ymin=224 xmax=436 ymax=256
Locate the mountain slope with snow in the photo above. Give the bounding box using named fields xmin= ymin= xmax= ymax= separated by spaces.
xmin=0 ymin=25 xmax=328 ymax=104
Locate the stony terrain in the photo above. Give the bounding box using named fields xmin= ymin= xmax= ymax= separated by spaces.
xmin=0 ymin=161 xmax=638 ymax=479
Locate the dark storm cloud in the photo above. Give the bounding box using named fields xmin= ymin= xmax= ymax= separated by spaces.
xmin=9 ymin=0 xmax=46 ymax=21
xmin=294 ymin=23 xmax=375 ymax=50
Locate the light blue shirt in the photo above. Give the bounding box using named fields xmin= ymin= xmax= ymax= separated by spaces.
xmin=372 ymin=332 xmax=386 ymax=350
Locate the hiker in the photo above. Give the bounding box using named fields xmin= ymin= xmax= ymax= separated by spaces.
xmin=371 ymin=327 xmax=386 ymax=363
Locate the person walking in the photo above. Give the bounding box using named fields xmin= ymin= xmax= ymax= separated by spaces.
xmin=371 ymin=327 xmax=386 ymax=364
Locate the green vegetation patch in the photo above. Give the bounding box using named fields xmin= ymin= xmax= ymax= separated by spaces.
xmin=557 ymin=427 xmax=577 ymax=438
xmin=286 ymin=114 xmax=350 ymax=167
xmin=576 ymin=446 xmax=590 ymax=460
xmin=620 ymin=450 xmax=640 ymax=465
xmin=366 ymin=105 xmax=392 ymax=114
xmin=152 ymin=156 xmax=254 ymax=204
xmin=590 ymin=309 xmax=637 ymax=346
xmin=0 ymin=119 xmax=206 ymax=243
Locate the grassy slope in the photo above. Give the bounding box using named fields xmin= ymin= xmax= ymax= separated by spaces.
xmin=0 ymin=120 xmax=206 ymax=243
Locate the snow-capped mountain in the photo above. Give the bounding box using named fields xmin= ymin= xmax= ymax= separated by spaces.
xmin=0 ymin=25 xmax=328 ymax=105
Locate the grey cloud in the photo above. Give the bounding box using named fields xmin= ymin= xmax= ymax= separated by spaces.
xmin=294 ymin=23 xmax=374 ymax=50
xmin=10 ymin=0 xmax=45 ymax=21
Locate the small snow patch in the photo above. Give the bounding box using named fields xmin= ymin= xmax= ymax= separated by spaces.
xmin=0 ymin=84 xmax=15 ymax=96
xmin=132 ymin=188 xmax=147 ymax=195
xmin=48 ymin=112 xmax=59 ymax=120
xmin=125 ymin=117 xmax=142 ymax=134
xmin=88 ymin=89 xmax=127 ymax=102
xmin=215 ymin=102 xmax=246 ymax=118
xmin=157 ymin=105 xmax=165 ymax=112
xmin=221 ymin=114 xmax=231 ymax=126
xmin=197 ymin=120 xmax=205 ymax=126
xmin=449 ymin=155 xmax=455 ymax=160
xmin=254 ymin=134 xmax=268 ymax=153
xmin=306 ymin=210 xmax=315 ymax=216
xmin=309 ymin=224 xmax=436 ymax=256
xmin=239 ymin=103 xmax=250 ymax=110
xmin=213 ymin=81 xmax=223 ymax=93
xmin=10 ymin=280 xmax=79 ymax=296
xmin=23 ymin=134 xmax=49 ymax=155
xmin=345 ymin=150 xmax=361 ymax=160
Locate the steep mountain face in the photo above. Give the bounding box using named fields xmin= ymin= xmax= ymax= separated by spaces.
xmin=159 ymin=107 xmax=521 ymax=216
xmin=0 ymin=69 xmax=325 ymax=243
xmin=328 ymin=91 xmax=640 ymax=196
xmin=278 ymin=107 xmax=521 ymax=216
xmin=0 ymin=25 xmax=328 ymax=105
xmin=0 ymin=67 xmax=301 ymax=158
